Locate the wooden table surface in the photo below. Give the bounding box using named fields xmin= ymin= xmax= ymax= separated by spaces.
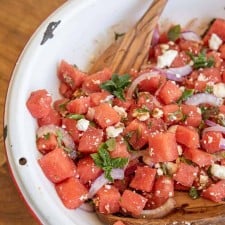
xmin=0 ymin=1 xmax=66 ymax=224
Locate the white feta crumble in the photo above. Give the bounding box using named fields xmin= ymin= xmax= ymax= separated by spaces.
xmin=213 ymin=83 xmax=225 ymax=98
xmin=197 ymin=73 xmax=208 ymax=82
xmin=209 ymin=33 xmax=222 ymax=51
xmin=157 ymin=168 xmax=164 ymax=176
xmin=211 ymin=164 xmax=225 ymax=179
xmin=152 ymin=108 xmax=164 ymax=119
xmin=199 ymin=175 xmax=209 ymax=187
xmin=113 ymin=105 xmax=127 ymax=118
xmin=156 ymin=49 xmax=178 ymax=68
xmin=106 ymin=125 xmax=123 ymax=138
xmin=132 ymin=109 xmax=150 ymax=121
xmin=177 ymin=145 xmax=183 ymax=156
xmin=76 ymin=118 xmax=90 ymax=131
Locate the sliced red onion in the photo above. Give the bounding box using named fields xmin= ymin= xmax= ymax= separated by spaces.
xmin=205 ymin=120 xmax=217 ymax=127
xmin=88 ymin=169 xmax=124 ymax=198
xmin=138 ymin=198 xmax=176 ymax=219
xmin=79 ymin=202 xmax=94 ymax=212
xmin=126 ymin=71 xmax=161 ymax=99
xmin=219 ymin=138 xmax=225 ymax=150
xmin=37 ymin=124 xmax=75 ymax=150
xmin=203 ymin=124 xmax=225 ymax=134
xmin=165 ymin=71 xmax=184 ymax=82
xmin=151 ymin=27 xmax=160 ymax=46
xmin=180 ymin=31 xmax=202 ymax=43
xmin=185 ymin=93 xmax=223 ymax=106
xmin=165 ymin=64 xmax=193 ymax=82
xmin=204 ymin=120 xmax=225 ymax=140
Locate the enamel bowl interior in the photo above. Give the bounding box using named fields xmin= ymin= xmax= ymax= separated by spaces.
xmin=4 ymin=0 xmax=225 ymax=224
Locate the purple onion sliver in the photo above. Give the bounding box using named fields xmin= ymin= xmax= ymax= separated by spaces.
xmin=205 ymin=120 xmax=218 ymax=127
xmin=111 ymin=168 xmax=125 ymax=180
xmin=203 ymin=125 xmax=225 ymax=134
xmin=87 ymin=169 xmax=124 ymax=199
xmin=185 ymin=93 xmax=223 ymax=106
xmin=219 ymin=138 xmax=225 ymax=150
xmin=165 ymin=71 xmax=184 ymax=82
xmin=79 ymin=202 xmax=94 ymax=212
xmin=88 ymin=173 xmax=108 ymax=199
xmin=165 ymin=64 xmax=193 ymax=77
xmin=151 ymin=27 xmax=160 ymax=46
xmin=180 ymin=31 xmax=201 ymax=43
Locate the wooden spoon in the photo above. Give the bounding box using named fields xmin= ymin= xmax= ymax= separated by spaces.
xmin=97 ymin=191 xmax=225 ymax=225
xmin=89 ymin=0 xmax=168 ymax=74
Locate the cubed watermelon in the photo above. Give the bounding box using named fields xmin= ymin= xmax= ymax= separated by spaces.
xmin=120 ymin=190 xmax=147 ymax=216
xmin=176 ymin=125 xmax=200 ymax=148
xmin=78 ymin=127 xmax=103 ymax=153
xmin=173 ymin=162 xmax=198 ymax=187
xmin=202 ymin=180 xmax=225 ymax=202
xmin=97 ymin=185 xmax=121 ymax=214
xmin=148 ymin=131 xmax=179 ymax=163
xmin=130 ymin=166 xmax=156 ymax=192
xmin=94 ymin=103 xmax=121 ymax=128
xmin=38 ymin=148 xmax=76 ymax=183
xmin=77 ymin=156 xmax=102 ymax=184
xmin=55 ymin=177 xmax=88 ymax=209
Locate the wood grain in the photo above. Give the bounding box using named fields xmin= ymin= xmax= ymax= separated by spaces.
xmin=0 ymin=1 xmax=66 ymax=224
xmin=90 ymin=0 xmax=167 ymax=74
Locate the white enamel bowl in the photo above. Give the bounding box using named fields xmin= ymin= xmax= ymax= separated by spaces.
xmin=4 ymin=0 xmax=225 ymax=224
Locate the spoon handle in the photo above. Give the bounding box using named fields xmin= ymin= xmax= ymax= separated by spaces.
xmin=90 ymin=0 xmax=167 ymax=74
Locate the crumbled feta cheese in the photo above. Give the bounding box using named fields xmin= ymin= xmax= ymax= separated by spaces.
xmin=165 ymin=162 xmax=177 ymax=175
xmin=132 ymin=109 xmax=150 ymax=121
xmin=157 ymin=168 xmax=164 ymax=176
xmin=106 ymin=125 xmax=123 ymax=138
xmin=113 ymin=105 xmax=127 ymax=118
xmin=160 ymin=44 xmax=169 ymax=51
xmin=211 ymin=164 xmax=225 ymax=179
xmin=177 ymin=145 xmax=183 ymax=156
xmin=199 ymin=175 xmax=209 ymax=187
xmin=156 ymin=49 xmax=178 ymax=68
xmin=209 ymin=33 xmax=222 ymax=51
xmin=213 ymin=83 xmax=225 ymax=98
xmin=152 ymin=108 xmax=164 ymax=119
xmin=197 ymin=73 xmax=208 ymax=82
xmin=76 ymin=118 xmax=90 ymax=131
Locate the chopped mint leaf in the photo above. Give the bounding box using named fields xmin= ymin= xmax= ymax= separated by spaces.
xmin=66 ymin=113 xmax=85 ymax=120
xmin=100 ymin=74 xmax=131 ymax=101
xmin=91 ymin=141 xmax=128 ymax=181
xmin=167 ymin=25 xmax=181 ymax=41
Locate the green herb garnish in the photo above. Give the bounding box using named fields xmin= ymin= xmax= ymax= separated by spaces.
xmin=114 ymin=32 xmax=125 ymax=41
xmin=177 ymin=88 xmax=194 ymax=104
xmin=179 ymin=156 xmax=193 ymax=165
xmin=66 ymin=113 xmax=84 ymax=120
xmin=100 ymin=74 xmax=131 ymax=100
xmin=91 ymin=141 xmax=128 ymax=181
xmin=189 ymin=186 xmax=199 ymax=199
xmin=135 ymin=107 xmax=150 ymax=113
xmin=205 ymin=85 xmax=214 ymax=94
xmin=56 ymin=130 xmax=63 ymax=147
xmin=105 ymin=138 xmax=116 ymax=151
xmin=200 ymin=106 xmax=219 ymax=120
xmin=43 ymin=133 xmax=50 ymax=140
xmin=167 ymin=25 xmax=181 ymax=42
xmin=188 ymin=51 xmax=215 ymax=69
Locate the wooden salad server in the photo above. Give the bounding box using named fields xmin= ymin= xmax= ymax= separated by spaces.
xmin=89 ymin=0 xmax=167 ymax=75
xmin=89 ymin=0 xmax=225 ymax=224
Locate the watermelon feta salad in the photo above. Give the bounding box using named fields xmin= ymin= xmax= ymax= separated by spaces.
xmin=27 ymin=18 xmax=225 ymax=221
